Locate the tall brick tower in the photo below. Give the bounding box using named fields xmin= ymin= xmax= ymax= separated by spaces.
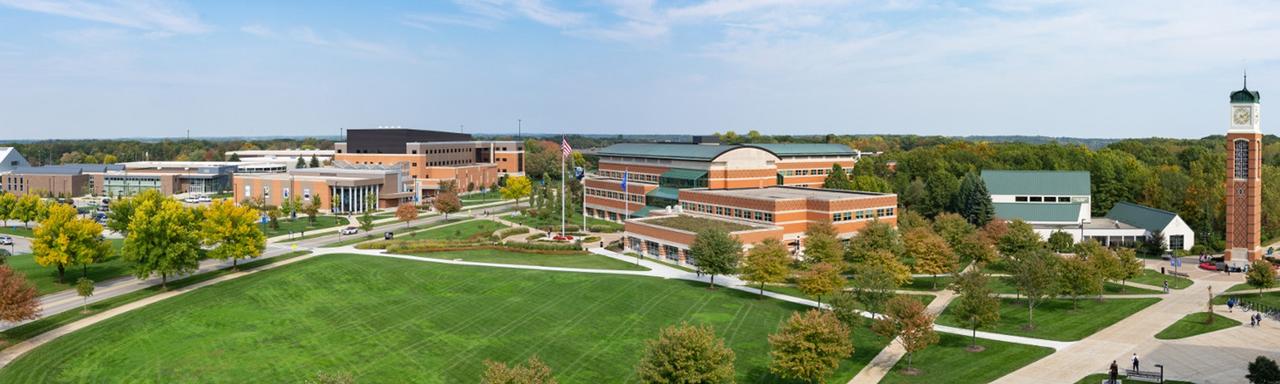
xmin=1226 ymin=75 xmax=1262 ymax=264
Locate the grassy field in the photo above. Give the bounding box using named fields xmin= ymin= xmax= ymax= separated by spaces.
xmin=0 ymin=254 xmax=887 ymax=383
xmin=0 ymin=226 xmax=35 ymax=237
xmin=936 ymin=298 xmax=1159 ymax=341
xmin=0 ymin=251 xmax=312 ymax=346
xmin=506 ymin=212 xmax=623 ymax=232
xmin=461 ymin=191 xmax=506 ymax=205
xmin=879 ymin=333 xmax=1054 ymax=384
xmin=1214 ymin=291 xmax=1280 ymax=309
xmin=414 ymin=220 xmax=505 ymax=241
xmin=1154 ymin=312 xmax=1241 ymax=339
xmin=1074 ymin=374 xmax=1194 ymax=384
xmin=415 ymin=249 xmax=648 ymax=271
xmin=1129 ymin=269 xmax=1193 ymax=290
xmin=7 ymin=239 xmax=128 ymax=295
xmin=760 ymin=285 xmax=936 ymax=307
xmin=986 ymin=277 xmax=1163 ymax=296
xmin=261 ymin=216 xmax=348 ymax=237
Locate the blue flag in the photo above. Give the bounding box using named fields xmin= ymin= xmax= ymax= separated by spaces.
xmin=621 ymin=170 xmax=628 ymax=191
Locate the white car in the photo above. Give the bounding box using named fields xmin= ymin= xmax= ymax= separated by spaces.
xmin=0 ymin=236 xmax=12 ymax=246
xmin=183 ymin=197 xmax=199 ymax=204
xmin=198 ymin=195 xmax=212 ymax=203
xmin=340 ymin=227 xmax=359 ymax=235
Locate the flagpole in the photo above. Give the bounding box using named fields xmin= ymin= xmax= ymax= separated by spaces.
xmin=561 ymin=135 xmax=566 ymax=239
xmin=624 ymin=167 xmax=629 ymax=223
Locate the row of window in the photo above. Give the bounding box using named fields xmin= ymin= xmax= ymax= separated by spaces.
xmin=586 ymin=187 xmax=644 ymax=203
xmin=411 ymin=147 xmax=472 ymax=155
xmin=680 ymin=202 xmax=775 ymax=223
xmin=2 ymin=177 xmax=25 ymax=191
xmin=246 ymin=185 xmax=314 ymax=200
xmin=832 ymin=207 xmax=895 ymax=222
xmin=601 ymin=156 xmax=674 ymax=165
xmin=1012 ymin=196 xmax=1079 ymax=203
xmin=598 ymin=170 xmax=659 ymax=183
xmin=778 ymin=168 xmax=848 ymax=177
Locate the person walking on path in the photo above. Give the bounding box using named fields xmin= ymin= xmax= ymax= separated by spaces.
xmin=1109 ymin=361 xmax=1119 ymax=384
xmin=1228 ymin=297 xmax=1237 ymax=313
xmin=1131 ymin=353 xmax=1140 ymax=372
xmin=1163 ymin=280 xmax=1169 ymax=293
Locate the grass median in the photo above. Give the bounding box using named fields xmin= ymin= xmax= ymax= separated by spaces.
xmin=1154 ymin=312 xmax=1240 ymax=340
xmin=937 ymin=297 xmax=1160 ymax=342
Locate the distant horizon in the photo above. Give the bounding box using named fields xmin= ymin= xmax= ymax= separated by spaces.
xmin=0 ymin=132 xmax=1242 ymax=144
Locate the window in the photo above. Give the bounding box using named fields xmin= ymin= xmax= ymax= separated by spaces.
xmin=1235 ymin=140 xmax=1250 ymax=179
xmin=1169 ymin=235 xmax=1184 ymax=250
xmin=244 ymin=185 xmax=251 ymax=197
xmin=1015 ymin=196 xmax=1028 ymax=202
xmin=263 ymin=185 xmax=270 ymax=199
xmin=1029 ymin=196 xmax=1042 ymax=202
xmin=1058 ymin=196 xmax=1071 ymax=202
xmin=303 ymin=188 xmax=312 ymax=199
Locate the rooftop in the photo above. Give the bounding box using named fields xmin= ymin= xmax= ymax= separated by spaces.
xmin=685 ymin=186 xmax=892 ymax=201
xmin=981 ymin=170 xmax=1091 ymax=196
xmin=639 ymin=215 xmax=762 ymax=233
xmin=1105 ymin=201 xmax=1178 ymax=232
xmin=993 ymin=202 xmax=1083 ymax=223
xmin=597 ymin=143 xmax=855 ymax=162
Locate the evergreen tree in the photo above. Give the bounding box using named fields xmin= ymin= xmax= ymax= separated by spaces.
xmin=822 ymin=164 xmax=853 ymax=190
xmin=296 ymin=157 xmax=306 ymax=169
xmin=309 ymin=155 xmax=320 ymax=168
xmin=956 ymin=171 xmax=994 ymax=226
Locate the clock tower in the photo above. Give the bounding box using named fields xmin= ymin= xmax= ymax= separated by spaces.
xmin=1226 ymin=75 xmax=1262 ymax=264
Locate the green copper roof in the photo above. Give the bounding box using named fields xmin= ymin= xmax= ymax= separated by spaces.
xmin=1232 ymin=88 xmax=1261 ymax=104
xmin=1105 ymin=202 xmax=1177 ymax=233
xmin=981 ymin=170 xmax=1091 ymax=196
xmin=598 ymin=143 xmax=854 ymax=162
xmin=632 ymin=205 xmax=656 ymax=218
xmin=993 ymin=202 xmax=1082 ymax=223
xmin=660 ymin=168 xmax=708 ymax=180
xmin=646 ymin=186 xmax=681 ymax=201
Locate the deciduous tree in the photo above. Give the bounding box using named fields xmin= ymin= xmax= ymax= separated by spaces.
xmin=122 ymin=198 xmax=201 ymax=287
xmin=802 ymin=221 xmax=842 ymax=264
xmin=303 ymin=195 xmax=321 ymax=223
xmin=1047 ymin=231 xmax=1074 ymax=253
xmin=396 ymin=203 xmax=419 ymax=228
xmin=872 ymin=295 xmax=939 ymax=373
xmin=1248 ymin=356 xmax=1280 ymax=384
xmin=502 ymin=175 xmax=533 ymax=207
xmin=0 ymin=193 xmax=15 ymax=227
xmin=689 ymin=228 xmax=741 ymax=289
xmin=1246 ymin=259 xmax=1277 ymax=297
xmin=741 ymin=237 xmax=790 ymax=297
xmin=433 ymin=190 xmax=462 ymax=220
xmin=932 ymin=212 xmax=975 ymax=248
xmin=949 ymin=269 xmax=1000 ymax=350
xmin=1058 ymin=256 xmax=1102 ymax=309
xmin=106 ymin=189 xmax=164 ymax=236
xmin=1010 ymin=249 xmax=1059 ymax=330
xmin=797 ymin=262 xmax=845 ymax=306
xmin=998 ymin=219 xmax=1041 ymax=258
xmin=822 ymin=164 xmax=853 ymax=190
xmin=31 ymin=203 xmax=111 ymax=283
xmin=768 ymin=309 xmax=853 ymax=383
xmin=482 ymin=355 xmax=557 ymax=384
xmin=850 ymin=264 xmax=899 ymax=321
xmin=0 ymin=265 xmax=40 ymax=326
xmin=904 ymin=227 xmax=956 ymax=289
xmin=75 ymin=277 xmax=94 ymax=313
xmin=12 ymin=193 xmax=47 ymax=229
xmin=201 ymin=199 xmax=266 ymax=270
xmin=858 ymin=249 xmax=911 ymax=286
xmin=953 ymin=232 xmax=998 ymax=265
xmin=845 ymin=220 xmax=903 ymax=263
xmin=1114 ymin=248 xmax=1144 ymax=292
xmin=635 ymin=323 xmax=735 ymax=384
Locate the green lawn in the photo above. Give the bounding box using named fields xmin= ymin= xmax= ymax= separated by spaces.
xmin=0 ymin=254 xmax=886 ymax=383
xmin=0 ymin=226 xmax=35 ymax=237
xmin=1074 ymin=374 xmax=1194 ymax=384
xmin=1154 ymin=312 xmax=1241 ymax=340
xmin=937 ymin=297 xmax=1160 ymax=341
xmin=1129 ymin=269 xmax=1193 ymax=290
xmin=261 ymin=216 xmax=348 ymax=237
xmin=506 ymin=212 xmax=623 ymax=232
xmin=413 ymin=249 xmax=647 ymax=271
xmin=461 ymin=191 xmax=506 ymax=205
xmin=760 ymin=285 xmax=936 ymax=307
xmin=904 ymin=276 xmax=954 ymax=291
xmin=0 ymin=251 xmax=312 ymax=346
xmin=414 ymin=219 xmax=506 ymax=241
xmin=1225 ymin=282 xmax=1276 ymax=293
xmin=7 ymin=239 xmax=129 ymax=295
xmin=986 ymin=277 xmax=1163 ymax=296
xmin=880 ymin=333 xmax=1054 ymax=384
xmin=1214 ymin=291 xmax=1280 ymax=308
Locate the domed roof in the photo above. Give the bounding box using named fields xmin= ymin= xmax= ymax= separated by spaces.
xmin=1232 ymin=74 xmax=1260 ymax=104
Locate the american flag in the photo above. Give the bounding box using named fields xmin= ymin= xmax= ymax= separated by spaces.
xmin=561 ymin=136 xmax=573 ymax=157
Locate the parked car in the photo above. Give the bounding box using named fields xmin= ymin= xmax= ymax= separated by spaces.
xmin=340 ymin=227 xmax=359 ymax=235
xmin=0 ymin=236 xmax=12 ymax=246
xmin=384 ymin=232 xmax=395 ymax=240
xmin=198 ymin=195 xmax=212 ymax=203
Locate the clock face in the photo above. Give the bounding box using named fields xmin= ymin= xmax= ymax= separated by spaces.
xmin=1234 ymin=107 xmax=1252 ymax=125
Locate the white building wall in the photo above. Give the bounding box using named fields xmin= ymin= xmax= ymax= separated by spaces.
xmin=1159 ymin=217 xmax=1196 ymax=251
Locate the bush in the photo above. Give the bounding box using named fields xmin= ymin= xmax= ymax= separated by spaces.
xmin=493 ymin=227 xmax=531 ymax=239
xmin=589 ymin=224 xmax=621 ymax=233
xmin=527 ymin=233 xmax=546 ymax=241
xmin=388 ymin=243 xmax=582 ymax=254
xmin=582 ymin=236 xmax=601 ymax=243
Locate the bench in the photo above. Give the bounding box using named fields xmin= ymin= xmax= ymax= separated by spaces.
xmin=1124 ymin=368 xmax=1164 ymax=383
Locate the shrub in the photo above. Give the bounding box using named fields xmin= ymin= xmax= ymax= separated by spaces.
xmin=589 ymin=224 xmax=621 ymax=233
xmin=582 ymin=236 xmax=601 ymax=243
xmin=527 ymin=233 xmax=546 ymax=241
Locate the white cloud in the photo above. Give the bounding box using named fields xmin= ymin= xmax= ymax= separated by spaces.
xmin=240 ymin=24 xmax=400 ymax=58
xmin=239 ymin=24 xmax=274 ymax=38
xmin=0 ymin=0 xmax=210 ymax=34
xmin=401 ymin=13 xmax=497 ymax=31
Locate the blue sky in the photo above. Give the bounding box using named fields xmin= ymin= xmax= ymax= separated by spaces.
xmin=0 ymin=0 xmax=1278 ymax=140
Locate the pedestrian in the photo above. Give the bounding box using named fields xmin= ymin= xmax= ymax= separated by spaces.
xmin=1109 ymin=360 xmax=1119 ymax=384
xmin=1228 ymin=298 xmax=1236 ymax=313
xmin=1163 ymin=280 xmax=1169 ymax=293
xmin=1131 ymin=353 xmax=1140 ymax=372
xmin=1252 ymin=314 xmax=1258 ymax=327
xmin=1257 ymin=313 xmax=1264 ymax=327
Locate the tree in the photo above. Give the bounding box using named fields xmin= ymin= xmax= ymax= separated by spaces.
xmin=689 ymin=228 xmax=742 ymax=289
xmin=309 ymin=155 xmax=320 ymax=168
xmin=904 ymin=227 xmax=956 ymax=289
xmin=1010 ymin=249 xmax=1059 ymax=330
xmin=895 ymin=210 xmax=929 ymax=232
xmin=1248 ymin=356 xmax=1280 ymax=384
xmin=31 ymin=203 xmax=111 ymax=283
xmin=201 ymin=199 xmax=266 ymax=270
xmin=858 ymin=249 xmax=911 ymax=286
xmin=850 ymin=264 xmax=899 ymax=321
xmin=1046 ymin=231 xmax=1074 ymax=253
xmin=797 ymin=262 xmax=845 ymax=306
xmin=295 ymin=157 xmax=307 ymax=169
xmin=1246 ymin=259 xmax=1277 ymax=297
xmin=953 ymin=232 xmax=998 ymax=265
xmin=482 ymin=355 xmax=557 ymax=384
xmin=122 ymin=198 xmax=202 ymax=287
xmin=396 ymin=203 xmax=419 ymax=229
xmin=228 ymin=153 xmax=240 ymax=162
xmin=845 ymin=220 xmax=903 ymax=263
xmin=0 ymin=266 xmax=40 ymax=326
xmin=303 ymin=195 xmax=321 ymax=223
xmin=635 ymin=323 xmax=735 ymax=384
xmin=872 ymin=295 xmax=938 ymax=373
xmin=502 ymin=175 xmax=533 ymax=206
xmin=851 ymin=175 xmax=893 ymax=193
xmin=0 ymin=193 xmax=15 ymax=227
xmin=107 ymin=189 xmax=164 ymax=236
xmin=822 ymin=164 xmax=853 ymax=190
xmin=828 ymin=292 xmax=862 ymax=328
xmin=12 ymin=193 xmax=47 ymax=229
xmin=931 ymin=213 xmax=975 ymax=248
xmin=266 ymin=206 xmax=282 ymax=230
xmin=1138 ymin=231 xmax=1167 ymax=257
xmin=75 ymin=277 xmax=94 ymax=313
xmin=998 ymin=220 xmax=1041 ymax=257
xmin=1114 ymin=248 xmax=1144 ymax=292
xmin=768 ymin=309 xmax=854 ymax=383
xmin=280 ymin=195 xmax=302 ymax=220
xmin=802 ymin=221 xmax=842 ymax=264
xmin=1057 ymin=256 xmax=1102 ymax=309
xmin=956 ymin=171 xmax=994 ymax=226
xmin=901 ymin=179 xmax=928 ymax=210
xmin=433 ymin=190 xmax=462 ymax=220
xmin=949 ymin=269 xmax=1000 ymax=350
xmin=741 ymin=238 xmax=790 ymax=297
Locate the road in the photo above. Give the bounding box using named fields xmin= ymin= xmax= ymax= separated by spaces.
xmin=0 ymin=200 xmax=517 ymax=331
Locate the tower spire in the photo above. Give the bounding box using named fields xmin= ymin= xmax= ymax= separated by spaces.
xmin=1244 ymin=67 xmax=1248 ymax=89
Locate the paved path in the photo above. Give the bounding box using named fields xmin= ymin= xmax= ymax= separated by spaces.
xmin=848 ymin=290 xmax=958 ymax=384
xmin=994 ymin=269 xmax=1276 ymax=383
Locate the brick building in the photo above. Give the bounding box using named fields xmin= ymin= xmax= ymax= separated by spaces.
xmin=1226 ymin=79 xmax=1263 ymax=263
xmin=232 ymin=166 xmax=414 ymax=213
xmin=333 ymin=128 xmax=523 ymax=202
